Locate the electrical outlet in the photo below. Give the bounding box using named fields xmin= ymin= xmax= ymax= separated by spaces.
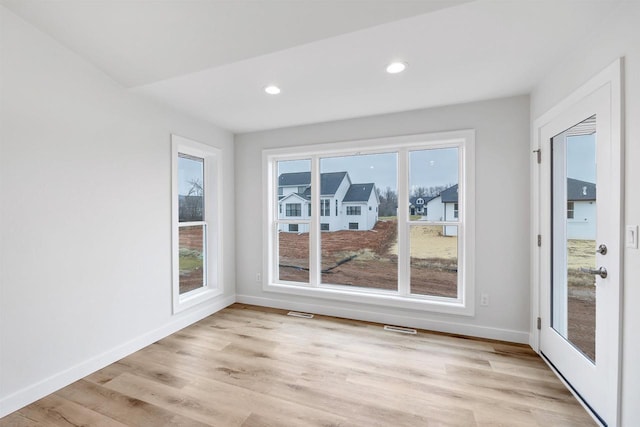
xmin=480 ymin=293 xmax=489 ymax=307
xmin=256 ymin=273 xmax=261 ymax=282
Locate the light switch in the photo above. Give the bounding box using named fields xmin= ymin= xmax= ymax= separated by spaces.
xmin=626 ymin=225 xmax=639 ymax=249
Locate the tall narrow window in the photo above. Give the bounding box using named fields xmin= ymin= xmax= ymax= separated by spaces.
xmin=178 ymin=154 xmax=206 ymax=295
xmin=321 ymin=199 xmax=330 ymax=216
xmin=275 ymin=159 xmax=311 ymax=283
xmin=172 ymin=135 xmax=222 ymax=313
xmin=567 ymin=201 xmax=575 ymax=219
xmin=409 ymin=147 xmax=459 ymax=298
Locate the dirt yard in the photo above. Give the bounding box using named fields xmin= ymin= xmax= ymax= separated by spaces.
xmin=278 ymin=220 xmax=457 ymax=298
xmin=567 ymin=239 xmax=596 ymax=361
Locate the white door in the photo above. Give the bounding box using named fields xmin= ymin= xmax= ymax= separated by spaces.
xmin=537 ymin=61 xmax=622 ymax=425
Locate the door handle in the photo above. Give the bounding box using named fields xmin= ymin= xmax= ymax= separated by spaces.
xmin=580 ymin=266 xmax=608 ymax=279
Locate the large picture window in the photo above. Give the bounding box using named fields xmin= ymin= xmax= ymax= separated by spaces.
xmin=264 ymin=130 xmax=475 ymax=315
xmin=172 ymin=135 xmax=222 ymax=313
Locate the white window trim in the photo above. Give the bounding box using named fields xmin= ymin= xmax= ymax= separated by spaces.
xmin=263 ymin=130 xmax=475 ymax=316
xmin=172 ymin=134 xmax=223 ymax=314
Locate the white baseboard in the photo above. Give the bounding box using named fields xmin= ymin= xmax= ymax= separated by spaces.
xmin=0 ymin=295 xmax=236 ymax=418
xmin=236 ymin=294 xmax=529 ymax=344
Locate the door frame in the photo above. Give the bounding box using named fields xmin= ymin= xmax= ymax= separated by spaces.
xmin=531 ymin=58 xmax=624 ymax=425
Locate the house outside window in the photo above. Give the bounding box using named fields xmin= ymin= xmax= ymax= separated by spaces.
xmin=454 ymin=203 xmax=459 ymax=219
xmin=289 ymin=224 xmax=299 ymax=232
xmin=348 ymin=222 xmax=359 ymax=230
xmin=321 ymin=199 xmax=330 ymax=216
xmin=346 ymin=206 xmax=361 ymax=215
xmin=321 ymin=223 xmax=329 ymax=231
xmin=286 ymin=203 xmax=301 ymax=216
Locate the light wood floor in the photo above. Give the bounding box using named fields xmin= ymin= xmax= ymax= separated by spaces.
xmin=1 ymin=304 xmax=595 ymax=426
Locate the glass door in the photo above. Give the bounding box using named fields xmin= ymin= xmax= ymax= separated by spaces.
xmin=551 ymin=115 xmax=597 ymax=363
xmin=537 ymin=61 xmax=622 ymax=426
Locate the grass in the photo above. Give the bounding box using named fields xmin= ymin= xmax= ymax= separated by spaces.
xmin=179 ymin=248 xmax=203 ymax=273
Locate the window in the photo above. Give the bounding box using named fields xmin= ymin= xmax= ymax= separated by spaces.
xmin=264 ymin=130 xmax=475 ymax=315
xmin=346 ymin=206 xmax=361 ymax=215
xmin=274 ymin=159 xmax=311 ymax=283
xmin=172 ymin=135 xmax=222 ymax=313
xmin=286 ymin=203 xmax=301 ymax=217
xmin=321 ymin=199 xmax=330 ymax=216
xmin=567 ymin=201 xmax=575 ymax=219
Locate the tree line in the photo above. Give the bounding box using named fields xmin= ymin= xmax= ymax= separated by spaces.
xmin=376 ymin=185 xmax=451 ymax=217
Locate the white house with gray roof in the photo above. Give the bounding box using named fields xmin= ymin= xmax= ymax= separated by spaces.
xmin=278 ymin=171 xmax=379 ymax=232
xmin=425 ymin=184 xmax=459 ymax=236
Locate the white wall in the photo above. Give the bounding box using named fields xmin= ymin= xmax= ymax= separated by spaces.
xmin=530 ymin=3 xmax=640 ymax=424
xmin=235 ymin=95 xmax=531 ymax=342
xmin=0 ymin=6 xmax=235 ymax=416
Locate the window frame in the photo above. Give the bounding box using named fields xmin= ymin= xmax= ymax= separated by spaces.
xmin=172 ymin=134 xmax=223 ymax=314
xmin=263 ymin=130 xmax=475 ymax=315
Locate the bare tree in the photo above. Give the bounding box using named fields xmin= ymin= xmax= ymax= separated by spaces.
xmin=377 ymin=186 xmax=398 ymax=216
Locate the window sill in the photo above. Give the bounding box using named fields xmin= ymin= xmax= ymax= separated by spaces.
xmin=263 ymin=282 xmax=474 ymax=316
xmin=173 ymin=287 xmax=224 ymax=314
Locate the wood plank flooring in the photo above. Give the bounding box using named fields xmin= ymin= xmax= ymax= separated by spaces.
xmin=1 ymin=304 xmax=595 ymax=426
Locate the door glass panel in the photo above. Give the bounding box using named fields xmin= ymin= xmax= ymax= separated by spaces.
xmin=551 ymin=115 xmax=597 ymax=362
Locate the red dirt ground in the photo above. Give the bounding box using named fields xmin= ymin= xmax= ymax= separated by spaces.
xmin=277 ymin=220 xmax=457 ymax=298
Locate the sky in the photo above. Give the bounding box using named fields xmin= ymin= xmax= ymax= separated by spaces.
xmin=566 ymin=134 xmax=596 ymax=183
xmin=178 ymin=155 xmax=204 ymax=196
xmin=278 ymin=148 xmax=459 ymax=194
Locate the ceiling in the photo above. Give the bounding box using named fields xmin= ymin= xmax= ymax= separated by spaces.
xmin=2 ymin=0 xmax=620 ymax=133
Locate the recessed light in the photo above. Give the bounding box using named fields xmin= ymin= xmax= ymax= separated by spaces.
xmin=264 ymin=85 xmax=281 ymax=95
xmin=386 ymin=62 xmax=407 ymax=74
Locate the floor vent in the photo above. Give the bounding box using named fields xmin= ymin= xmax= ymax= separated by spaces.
xmin=287 ymin=311 xmax=314 ymax=319
xmin=384 ymin=325 xmax=417 ymax=334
